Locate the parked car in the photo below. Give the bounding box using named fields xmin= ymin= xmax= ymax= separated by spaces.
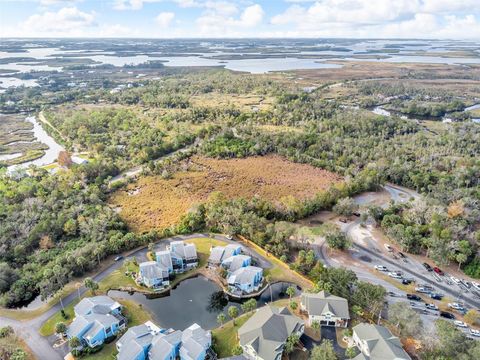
xmin=470 ymin=329 xmax=480 ymax=337
xmin=388 ymin=291 xmax=398 ymax=297
xmin=114 ymin=255 xmax=124 ymax=261
xmin=415 ymin=287 xmax=431 ymax=294
xmin=407 ymin=294 xmax=421 ymax=301
xmin=450 ymin=276 xmax=461 ymax=284
xmin=398 ymin=252 xmax=406 ymax=259
xmin=430 ymin=293 xmax=443 ymax=300
xmin=423 ymin=263 xmax=433 ymax=271
xmin=374 ymin=265 xmax=388 ymax=272
xmin=402 ymin=279 xmax=413 ymax=285
xmin=440 ymin=311 xmax=455 ymax=319
xmin=339 ymin=218 xmax=348 ymax=223
xmin=425 ymin=303 xmax=438 ymax=310
xmin=388 ymin=272 xmax=402 ymax=279
xmin=384 ymin=244 xmax=393 ymax=252
xmin=433 ymin=267 xmax=444 ymax=275
xmin=454 ymin=321 xmax=468 ymax=328
xmin=463 ymin=281 xmax=472 ymax=289
xmin=448 ymin=303 xmax=465 ymax=311
xmin=473 ymin=282 xmax=480 ymax=291
xmin=226 ymin=235 xmax=233 ymax=240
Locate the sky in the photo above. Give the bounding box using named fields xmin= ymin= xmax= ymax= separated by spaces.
xmin=0 ymin=0 xmax=479 ymax=39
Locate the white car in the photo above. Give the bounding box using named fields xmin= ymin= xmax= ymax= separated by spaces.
xmin=388 ymin=272 xmax=402 ymax=279
xmin=454 ymin=321 xmax=467 ymax=328
xmin=425 ymin=303 xmax=438 ymax=310
xmin=375 ymin=265 xmax=388 ymax=271
xmin=469 ymin=329 xmax=480 ymax=337
xmin=473 ymin=282 xmax=480 ymax=291
xmin=384 ymin=244 xmax=393 ymax=252
xmin=415 ymin=287 xmax=431 ymax=293
xmin=450 ymin=276 xmax=461 ymax=284
xmin=448 ymin=303 xmax=465 ymax=310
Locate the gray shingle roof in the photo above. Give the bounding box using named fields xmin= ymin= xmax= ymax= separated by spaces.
xmin=117 ymin=324 xmax=150 ymax=348
xmin=353 ymin=323 xmax=411 ymax=360
xmin=208 ymin=247 xmax=225 ymax=264
xmin=156 ymin=250 xmax=173 ymax=270
xmin=238 ymin=306 xmax=304 ymax=360
xmin=140 ymin=261 xmax=168 ymax=281
xmin=180 ymin=324 xmax=211 ymax=360
xmin=149 ymin=330 xmax=183 ymax=360
xmin=170 ymin=241 xmax=197 ymax=260
xmin=224 ymin=255 xmax=251 ymax=272
xmin=74 ymin=296 xmax=119 ymax=316
xmin=223 ymin=244 xmax=241 ymax=259
xmin=68 ymin=315 xmax=90 ymax=338
xmin=228 ymin=266 xmax=262 ymax=286
xmin=117 ymin=340 xmax=144 ymax=360
xmin=301 ymin=291 xmax=350 ymax=319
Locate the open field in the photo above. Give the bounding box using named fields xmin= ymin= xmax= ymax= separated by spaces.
xmin=109 ymin=155 xmax=342 ymax=232
xmin=190 ymin=92 xmax=274 ymax=111
xmin=291 ymin=61 xmax=480 ymax=84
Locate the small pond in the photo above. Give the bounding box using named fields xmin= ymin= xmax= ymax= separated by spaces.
xmin=108 ymin=276 xmax=300 ymax=330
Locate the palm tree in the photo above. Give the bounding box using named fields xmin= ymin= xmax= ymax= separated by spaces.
xmin=217 ymin=313 xmax=226 ymax=327
xmin=228 ymin=306 xmax=239 ymax=326
xmin=84 ymin=277 xmax=99 ymax=295
xmin=69 ymin=336 xmax=81 ymax=349
xmin=55 ymin=322 xmax=67 ymax=336
xmin=286 ymin=285 xmax=296 ymax=300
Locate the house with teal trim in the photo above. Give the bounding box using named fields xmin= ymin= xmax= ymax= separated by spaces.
xmin=208 ymin=244 xmax=242 ymax=267
xmin=221 ymin=254 xmax=251 ymax=273
xmin=67 ymin=296 xmax=126 ymax=349
xmin=114 ymin=321 xmax=211 ymax=360
xmin=227 ymin=266 xmax=263 ymax=294
xmin=139 ymin=261 xmax=170 ymax=289
xmin=116 ymin=321 xmax=163 ymax=360
xmin=155 ymin=250 xmax=174 ymax=274
xmin=168 ymin=241 xmax=198 ymax=273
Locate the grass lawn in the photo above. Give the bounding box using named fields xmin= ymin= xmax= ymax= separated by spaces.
xmin=212 ymin=312 xmax=254 ymax=358
xmin=39 ymin=299 xmax=79 ymax=336
xmin=81 ymin=299 xmax=153 ymax=360
xmin=98 ymin=261 xmax=141 ymax=293
xmin=185 ymin=237 xmax=227 ymax=267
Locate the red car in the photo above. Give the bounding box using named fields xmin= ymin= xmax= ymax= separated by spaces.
xmin=433 ymin=267 xmax=444 ymax=275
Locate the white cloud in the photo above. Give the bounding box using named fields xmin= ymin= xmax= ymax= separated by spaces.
xmin=19 ymin=6 xmax=96 ymax=36
xmin=39 ymin=0 xmax=81 ymax=5
xmin=269 ymin=0 xmax=480 ymax=39
xmin=195 ymin=2 xmax=264 ymax=36
xmin=156 ymin=11 xmax=175 ymax=28
xmin=113 ymin=0 xmax=165 ymax=11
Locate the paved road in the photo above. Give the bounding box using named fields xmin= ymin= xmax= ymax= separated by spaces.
xmin=108 ymin=139 xmax=202 ymax=184
xmin=0 ymin=233 xmax=272 ymax=360
xmin=345 ymin=220 xmax=480 ymax=310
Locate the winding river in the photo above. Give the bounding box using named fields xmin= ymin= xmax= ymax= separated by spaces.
xmin=7 ymin=116 xmax=64 ymax=172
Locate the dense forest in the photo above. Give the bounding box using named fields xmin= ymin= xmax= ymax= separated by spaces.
xmin=1 ymin=69 xmax=479 ymax=311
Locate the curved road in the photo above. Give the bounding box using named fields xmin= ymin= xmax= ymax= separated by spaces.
xmin=0 ymin=233 xmax=271 ymax=360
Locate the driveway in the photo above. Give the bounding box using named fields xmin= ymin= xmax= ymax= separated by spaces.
xmin=301 ymin=326 xmax=346 ymax=359
xmin=0 ymin=233 xmax=273 ymax=360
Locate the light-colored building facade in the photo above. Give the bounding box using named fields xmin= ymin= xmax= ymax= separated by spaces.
xmin=352 ymin=323 xmax=411 ymax=360
xmin=238 ymin=306 xmax=304 ymax=360
xmin=300 ymin=291 xmax=350 ymax=327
